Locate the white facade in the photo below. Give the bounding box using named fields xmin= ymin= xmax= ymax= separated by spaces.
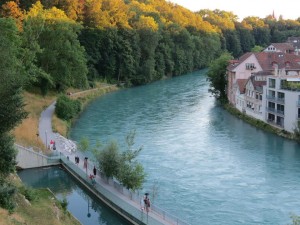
xmin=264 ymin=75 xmax=300 ymax=132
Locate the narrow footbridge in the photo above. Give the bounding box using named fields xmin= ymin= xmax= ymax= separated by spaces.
xmin=16 ymin=144 xmax=190 ymax=225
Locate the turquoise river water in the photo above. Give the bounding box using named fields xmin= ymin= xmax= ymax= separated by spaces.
xmin=69 ymin=70 xmax=300 ymax=225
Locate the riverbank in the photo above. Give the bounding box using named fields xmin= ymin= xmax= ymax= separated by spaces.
xmin=13 ymin=83 xmax=118 ymax=151
xmin=224 ymin=103 xmax=298 ymax=141
xmin=54 ymin=84 xmax=119 ymax=138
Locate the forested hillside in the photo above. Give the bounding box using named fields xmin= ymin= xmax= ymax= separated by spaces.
xmin=1 ymin=0 xmax=300 ymax=90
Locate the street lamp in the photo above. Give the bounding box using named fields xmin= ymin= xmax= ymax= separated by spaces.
xmin=84 ymin=157 xmax=88 ymax=176
xmin=87 ymin=198 xmax=92 ymax=218
xmin=45 ymin=130 xmax=48 ymax=149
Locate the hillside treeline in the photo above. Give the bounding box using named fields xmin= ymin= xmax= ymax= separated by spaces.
xmin=1 ymin=0 xmax=300 ymax=92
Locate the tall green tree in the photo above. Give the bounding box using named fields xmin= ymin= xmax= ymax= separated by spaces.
xmin=207 ymin=52 xmax=233 ymax=102
xmin=27 ymin=2 xmax=88 ymax=92
xmin=0 ymin=18 xmax=28 ymax=210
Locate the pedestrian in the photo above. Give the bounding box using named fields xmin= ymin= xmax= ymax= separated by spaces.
xmin=84 ymin=157 xmax=88 ymax=169
xmin=146 ymin=197 xmax=151 ymax=212
xmin=93 ymin=166 xmax=97 ymax=176
xmin=144 ymin=194 xmax=150 ymax=213
xmin=75 ymin=156 xmax=77 ymax=164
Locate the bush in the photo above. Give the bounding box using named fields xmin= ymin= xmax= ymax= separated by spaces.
xmin=19 ymin=186 xmax=37 ymax=202
xmin=0 ymin=181 xmax=16 ymax=212
xmin=59 ymin=198 xmax=68 ymax=213
xmin=55 ymin=95 xmax=82 ymax=121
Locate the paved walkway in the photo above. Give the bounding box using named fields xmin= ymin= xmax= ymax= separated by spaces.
xmin=38 ymin=93 xmax=181 ymax=225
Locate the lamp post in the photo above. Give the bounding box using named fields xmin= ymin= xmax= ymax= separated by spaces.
xmin=45 ymin=130 xmax=48 ymax=149
xmin=84 ymin=157 xmax=88 ymax=176
xmin=87 ymin=198 xmax=92 ymax=218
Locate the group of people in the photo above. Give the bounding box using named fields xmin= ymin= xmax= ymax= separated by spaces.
xmin=141 ymin=194 xmax=151 ymax=213
xmin=49 ymin=140 xmax=56 ymax=150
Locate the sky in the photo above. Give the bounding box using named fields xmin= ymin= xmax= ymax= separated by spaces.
xmin=168 ymin=0 xmax=300 ymax=21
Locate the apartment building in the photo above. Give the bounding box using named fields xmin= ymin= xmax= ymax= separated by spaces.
xmin=263 ymin=74 xmax=300 ymax=132
xmin=227 ymin=51 xmax=300 ymax=133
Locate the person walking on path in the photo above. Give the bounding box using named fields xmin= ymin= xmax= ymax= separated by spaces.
xmin=144 ymin=194 xmax=151 ymax=213
xmin=93 ymin=166 xmax=97 ymax=176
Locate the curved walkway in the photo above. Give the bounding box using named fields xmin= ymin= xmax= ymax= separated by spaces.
xmin=38 ymin=91 xmax=185 ymax=225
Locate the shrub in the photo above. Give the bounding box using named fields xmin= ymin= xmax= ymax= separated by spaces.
xmin=59 ymin=198 xmax=68 ymax=213
xmin=55 ymin=95 xmax=82 ymax=121
xmin=19 ymin=186 xmax=37 ymax=202
xmin=0 ymin=181 xmax=16 ymax=212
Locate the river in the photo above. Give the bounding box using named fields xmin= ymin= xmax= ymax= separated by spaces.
xmin=69 ymin=70 xmax=300 ymax=225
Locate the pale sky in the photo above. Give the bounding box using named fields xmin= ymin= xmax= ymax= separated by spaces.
xmin=168 ymin=0 xmax=300 ymax=21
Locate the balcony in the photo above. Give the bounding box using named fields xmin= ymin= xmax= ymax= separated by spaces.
xmin=277 ymin=97 xmax=285 ymax=104
xmin=266 ymin=107 xmax=284 ymax=116
xmin=280 ymin=81 xmax=300 ymax=92
xmin=266 ymin=107 xmax=276 ymax=113
xmin=267 ymin=95 xmax=276 ymax=101
xmin=267 ymin=119 xmax=284 ymax=128
xmin=276 ymin=109 xmax=284 ymax=115
xmin=267 ymin=95 xmax=285 ymax=104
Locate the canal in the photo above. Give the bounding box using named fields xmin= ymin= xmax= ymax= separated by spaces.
xmin=69 ymin=70 xmax=300 ymax=225
xmin=18 ymin=167 xmax=131 ymax=225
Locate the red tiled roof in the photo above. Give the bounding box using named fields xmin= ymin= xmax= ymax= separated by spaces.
xmin=254 ymin=52 xmax=300 ymax=70
xmin=236 ymin=79 xmax=248 ymax=94
xmin=227 ymin=52 xmax=300 ymax=71
xmin=269 ymin=43 xmax=294 ymax=52
xmin=227 ymin=52 xmax=252 ymax=70
xmin=250 ymin=75 xmax=266 ymax=92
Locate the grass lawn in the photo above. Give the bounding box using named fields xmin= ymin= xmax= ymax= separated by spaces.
xmin=0 ymin=175 xmax=81 ymax=225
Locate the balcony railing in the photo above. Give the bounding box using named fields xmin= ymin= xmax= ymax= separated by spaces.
xmin=267 ymin=119 xmax=284 ymax=128
xmin=266 ymin=107 xmax=284 ymax=116
xmin=267 ymin=95 xmax=275 ymax=100
xmin=266 ymin=107 xmax=276 ymax=113
xmin=277 ymin=97 xmax=285 ymax=104
xmin=267 ymin=95 xmax=285 ymax=104
xmin=276 ymin=109 xmax=284 ymax=115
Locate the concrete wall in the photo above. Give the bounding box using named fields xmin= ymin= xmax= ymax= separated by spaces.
xmin=16 ymin=144 xmax=60 ymax=169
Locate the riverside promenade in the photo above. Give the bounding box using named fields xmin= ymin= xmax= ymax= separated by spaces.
xmin=38 ymin=96 xmax=189 ymax=225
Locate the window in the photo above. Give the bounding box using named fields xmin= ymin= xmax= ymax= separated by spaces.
xmin=298 ymin=108 xmax=300 ymax=119
xmin=269 ymin=78 xmax=275 ymax=88
xmin=268 ymin=102 xmax=275 ymax=109
xmin=268 ymin=90 xmax=275 ymax=100
xmin=278 ymin=92 xmax=285 ymax=103
xmin=277 ymin=104 xmax=284 ymax=115
xmin=278 ymin=92 xmax=285 ymax=99
xmin=268 ymin=113 xmax=275 ymax=122
xmin=246 ymin=63 xmax=255 ymax=70
xmin=277 ymin=116 xmax=284 ymax=127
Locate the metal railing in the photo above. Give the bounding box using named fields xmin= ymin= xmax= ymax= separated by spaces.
xmin=16 ymin=145 xmax=190 ymax=225
xmin=60 ymin=154 xmax=190 ymax=225
xmin=266 ymin=107 xmax=284 ymax=116
xmin=267 ymin=95 xmax=285 ymax=104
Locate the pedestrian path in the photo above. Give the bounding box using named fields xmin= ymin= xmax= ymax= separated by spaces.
xmin=38 ymin=93 xmax=189 ymax=225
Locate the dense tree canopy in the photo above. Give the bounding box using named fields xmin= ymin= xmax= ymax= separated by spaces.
xmin=0 ymin=18 xmax=28 ymax=211
xmin=0 ymin=0 xmax=299 ymax=89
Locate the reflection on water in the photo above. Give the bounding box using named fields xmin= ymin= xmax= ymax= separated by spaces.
xmin=18 ymin=167 xmax=131 ymax=225
xmin=70 ymin=70 xmax=300 ymax=225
